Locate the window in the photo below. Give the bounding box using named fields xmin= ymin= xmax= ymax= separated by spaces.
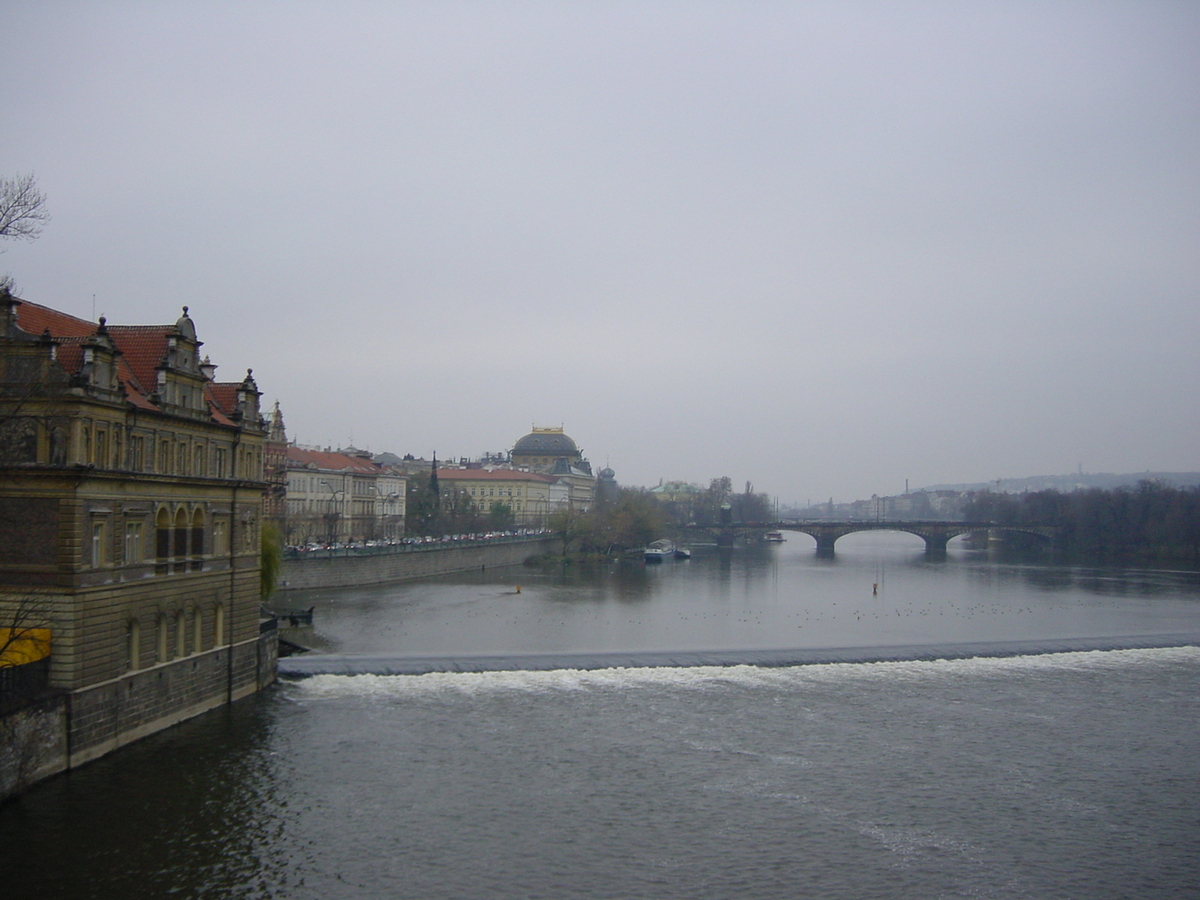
xmin=213 ymin=603 xmax=225 ymax=647
xmin=129 ymin=435 xmax=145 ymax=471
xmin=190 ymin=508 xmax=205 ymax=570
xmin=192 ymin=608 xmax=203 ymax=654
xmin=175 ymin=612 xmax=186 ymax=658
xmin=173 ymin=508 xmax=188 ymax=566
xmin=91 ymin=521 xmax=105 ymax=567
xmin=125 ymin=522 xmax=142 ymax=563
xmin=155 ymin=508 xmax=171 ymax=574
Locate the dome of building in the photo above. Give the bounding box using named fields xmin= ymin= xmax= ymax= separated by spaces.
xmin=513 ymin=428 xmax=578 ymax=457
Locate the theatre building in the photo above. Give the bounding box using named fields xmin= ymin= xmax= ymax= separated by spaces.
xmin=0 ymin=292 xmax=275 ymax=793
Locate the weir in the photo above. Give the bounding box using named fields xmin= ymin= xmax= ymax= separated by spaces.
xmin=278 ymin=633 xmax=1200 ymax=676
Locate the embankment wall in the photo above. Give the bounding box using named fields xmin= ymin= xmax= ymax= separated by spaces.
xmin=0 ymin=630 xmax=276 ymax=803
xmin=278 ymin=537 xmax=557 ymax=592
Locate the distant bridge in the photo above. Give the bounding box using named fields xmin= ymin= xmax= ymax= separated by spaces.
xmin=680 ymin=521 xmax=1058 ymax=557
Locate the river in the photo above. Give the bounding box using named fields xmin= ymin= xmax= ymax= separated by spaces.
xmin=3 ymin=533 xmax=1199 ymax=899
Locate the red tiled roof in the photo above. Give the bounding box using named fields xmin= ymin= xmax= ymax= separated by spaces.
xmin=12 ymin=298 xmax=96 ymax=338
xmin=105 ymin=325 xmax=174 ymax=396
xmin=8 ymin=297 xmax=242 ymax=426
xmin=51 ymin=336 xmax=87 ymax=374
xmin=287 ymin=446 xmax=382 ymax=474
xmin=200 ymin=382 xmax=237 ymax=426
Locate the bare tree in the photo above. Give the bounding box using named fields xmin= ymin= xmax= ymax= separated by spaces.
xmin=0 ymin=173 xmax=49 ymax=244
xmin=0 ymin=595 xmax=51 ymax=665
xmin=0 ymin=593 xmax=53 ymax=711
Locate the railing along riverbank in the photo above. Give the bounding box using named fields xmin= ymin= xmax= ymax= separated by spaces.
xmin=278 ymin=535 xmax=558 ymax=591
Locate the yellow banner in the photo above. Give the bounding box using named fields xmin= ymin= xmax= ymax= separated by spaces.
xmin=0 ymin=628 xmax=51 ymax=666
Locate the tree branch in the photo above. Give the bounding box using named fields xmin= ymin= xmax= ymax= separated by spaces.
xmin=0 ymin=173 xmax=50 ymax=243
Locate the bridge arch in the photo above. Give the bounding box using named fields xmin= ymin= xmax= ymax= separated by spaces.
xmin=681 ymin=521 xmax=1055 ymax=558
xmin=773 ymin=522 xmax=980 ymax=557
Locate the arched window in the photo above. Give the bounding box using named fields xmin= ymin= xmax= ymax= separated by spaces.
xmin=155 ymin=508 xmax=171 ymax=575
xmin=127 ymin=619 xmax=141 ymax=671
xmin=192 ymin=607 xmax=203 ymax=654
xmin=173 ymin=508 xmax=188 ymax=567
xmin=213 ymin=603 xmax=225 ymax=647
xmin=190 ymin=508 xmax=205 ymax=571
xmin=175 ymin=611 xmax=186 ymax=658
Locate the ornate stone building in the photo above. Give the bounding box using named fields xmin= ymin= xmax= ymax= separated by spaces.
xmin=0 ymin=292 xmax=274 ymax=780
xmin=510 ymin=425 xmax=596 ymax=511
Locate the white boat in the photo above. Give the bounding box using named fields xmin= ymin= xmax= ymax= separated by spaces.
xmin=764 ymin=531 xmax=786 ymax=543
xmin=673 ymin=547 xmax=691 ymax=559
xmin=644 ymin=539 xmax=675 ymax=562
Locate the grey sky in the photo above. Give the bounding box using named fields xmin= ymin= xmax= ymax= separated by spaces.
xmin=3 ymin=1 xmax=1197 ymax=504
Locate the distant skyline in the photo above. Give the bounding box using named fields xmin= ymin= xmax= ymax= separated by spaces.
xmin=3 ymin=2 xmax=1197 ymax=503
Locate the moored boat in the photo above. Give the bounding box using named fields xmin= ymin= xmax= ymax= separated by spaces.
xmin=764 ymin=531 xmax=785 ymax=543
xmin=674 ymin=547 xmax=691 ymax=559
xmin=644 ymin=539 xmax=675 ymax=562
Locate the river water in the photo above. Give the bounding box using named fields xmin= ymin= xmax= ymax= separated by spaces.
xmin=3 ymin=534 xmax=1200 ymax=899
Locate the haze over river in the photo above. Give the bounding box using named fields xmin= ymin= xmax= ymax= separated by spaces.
xmin=4 ymin=533 xmax=1199 ymax=899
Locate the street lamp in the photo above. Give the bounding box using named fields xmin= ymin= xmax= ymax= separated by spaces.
xmin=319 ymin=479 xmax=345 ymax=545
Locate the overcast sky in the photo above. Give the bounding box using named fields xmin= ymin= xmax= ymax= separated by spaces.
xmin=2 ymin=1 xmax=1197 ymax=504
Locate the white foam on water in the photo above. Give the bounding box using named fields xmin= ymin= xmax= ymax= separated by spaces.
xmin=293 ymin=645 xmax=1200 ymax=701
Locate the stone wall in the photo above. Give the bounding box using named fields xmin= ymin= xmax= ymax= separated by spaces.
xmin=0 ymin=629 xmax=277 ymax=802
xmin=278 ymin=537 xmax=557 ymax=592
xmin=0 ymin=693 xmax=67 ymax=801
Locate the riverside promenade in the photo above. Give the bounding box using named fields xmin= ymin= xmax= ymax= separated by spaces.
xmin=278 ymin=535 xmax=558 ymax=591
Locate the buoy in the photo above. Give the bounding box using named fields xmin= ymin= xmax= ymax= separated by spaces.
xmin=515 ymin=586 xmax=522 ymax=594
xmin=872 ymin=583 xmax=878 ymax=595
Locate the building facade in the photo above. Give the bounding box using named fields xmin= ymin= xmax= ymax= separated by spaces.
xmin=435 ymin=467 xmax=567 ymax=526
xmin=284 ymin=446 xmax=406 ymax=544
xmin=0 ymin=293 xmax=274 ymax=779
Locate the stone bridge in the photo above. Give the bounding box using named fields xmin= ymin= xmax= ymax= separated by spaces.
xmin=681 ymin=521 xmax=1058 ymax=558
